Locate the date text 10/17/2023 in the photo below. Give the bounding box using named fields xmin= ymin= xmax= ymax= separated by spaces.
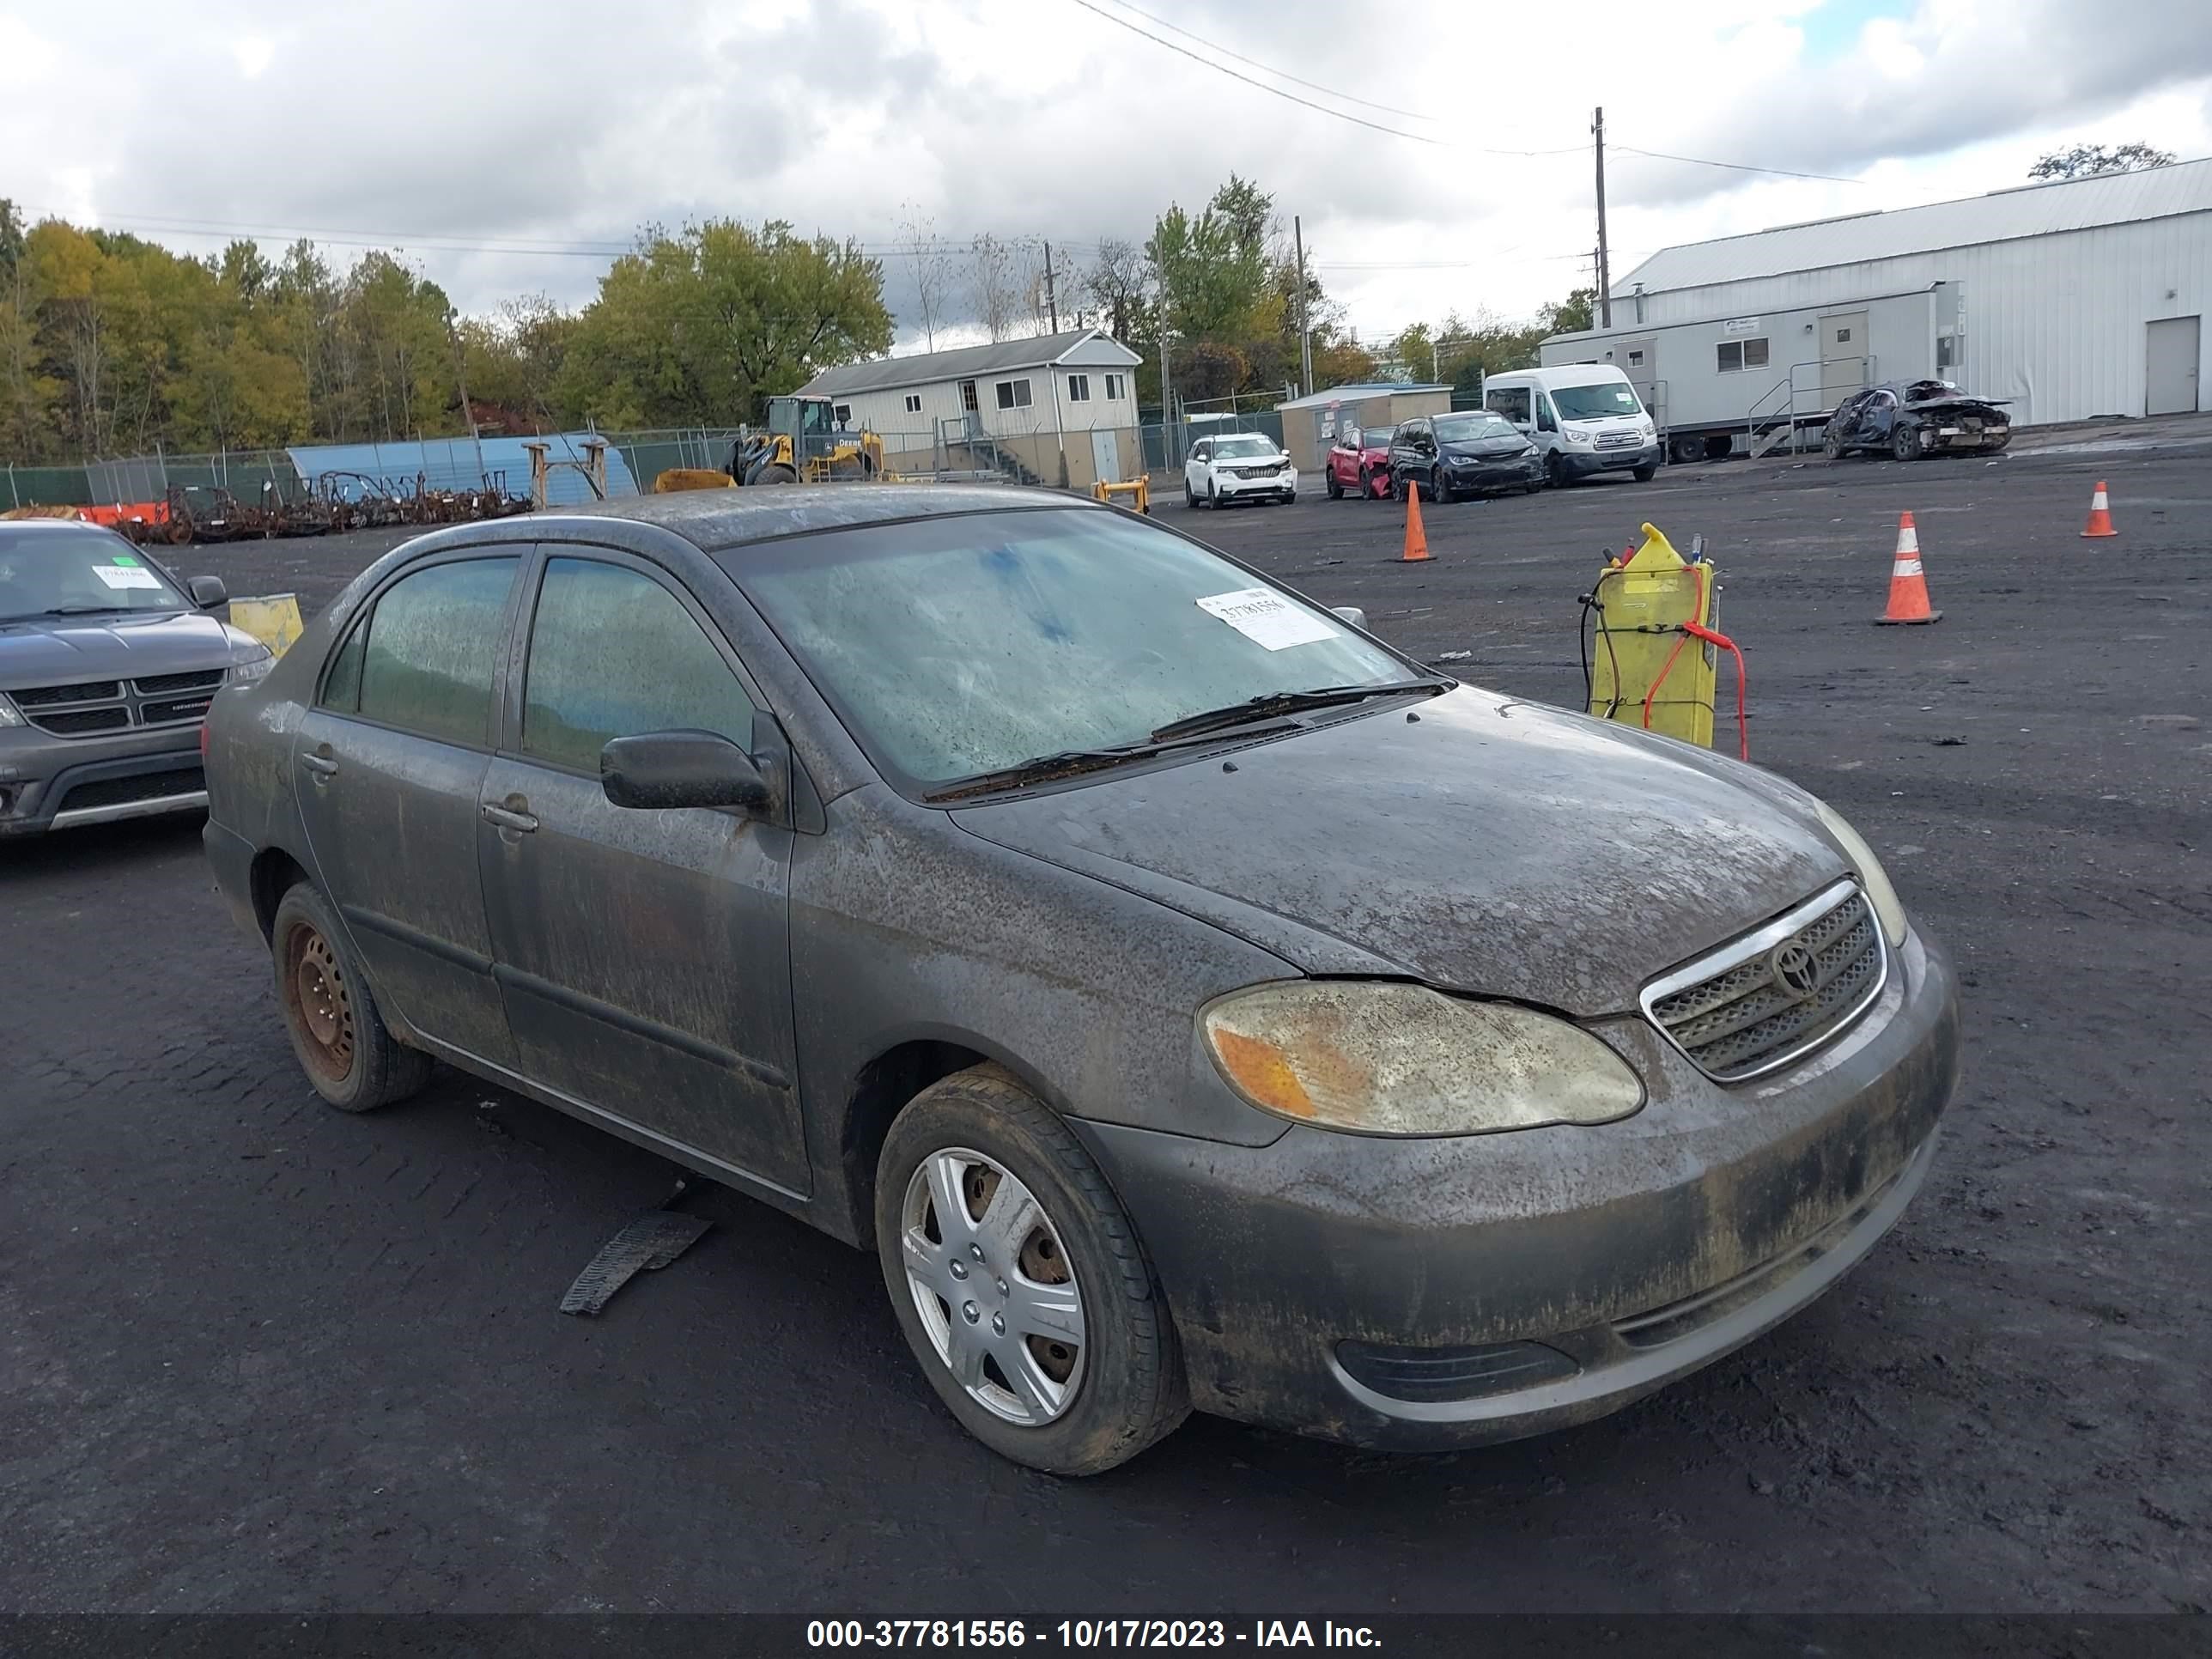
xmin=807 ymin=1621 xmax=1381 ymax=1649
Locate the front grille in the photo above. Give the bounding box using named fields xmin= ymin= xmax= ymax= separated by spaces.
xmin=1231 ymin=464 xmax=1283 ymax=478
xmin=139 ymin=695 xmax=213 ymax=726
xmin=33 ymin=707 xmax=131 ymax=736
xmin=53 ymin=766 xmax=205 ymax=815
xmin=133 ymin=669 xmax=224 ymax=696
xmin=1597 ymin=433 xmax=1638 ymax=448
xmin=1644 ymin=884 xmax=1887 ymax=1082
xmin=9 ymin=679 xmax=120 ymax=708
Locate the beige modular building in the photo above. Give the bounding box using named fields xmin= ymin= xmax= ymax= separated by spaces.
xmin=1274 ymin=382 xmax=1453 ymax=474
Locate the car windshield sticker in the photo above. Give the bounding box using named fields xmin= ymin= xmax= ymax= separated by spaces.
xmin=1195 ymin=588 xmax=1340 ymax=651
xmin=92 ymin=563 xmax=163 ymax=591
xmin=112 ymin=553 xmax=143 ymax=567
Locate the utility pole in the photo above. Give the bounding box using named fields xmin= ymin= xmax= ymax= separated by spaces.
xmin=1431 ymin=334 xmax=1440 ymax=385
xmin=1592 ymin=106 xmax=1613 ymax=329
xmin=1160 ymin=325 xmax=1175 ymax=470
xmin=1042 ymin=240 xmax=1060 ymax=333
xmin=1293 ymin=215 xmax=1314 ymax=397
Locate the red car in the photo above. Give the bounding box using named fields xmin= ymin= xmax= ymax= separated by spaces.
xmin=1322 ymin=424 xmax=1395 ymax=500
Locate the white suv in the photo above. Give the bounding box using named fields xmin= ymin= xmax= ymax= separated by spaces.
xmin=1183 ymin=434 xmax=1297 ymax=508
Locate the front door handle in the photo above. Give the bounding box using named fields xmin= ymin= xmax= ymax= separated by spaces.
xmin=480 ymin=801 xmax=538 ymax=834
xmin=301 ymin=751 xmax=339 ymax=778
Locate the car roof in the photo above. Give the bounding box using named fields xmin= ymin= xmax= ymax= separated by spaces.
xmin=448 ymin=482 xmax=1091 ymax=556
xmin=0 ymin=518 xmax=133 ymax=547
xmin=1198 ymin=431 xmax=1273 ymax=442
xmin=1486 ymin=365 xmax=1634 ymax=389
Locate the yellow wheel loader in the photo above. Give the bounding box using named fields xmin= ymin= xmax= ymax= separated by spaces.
xmin=730 ymin=395 xmax=885 ymax=485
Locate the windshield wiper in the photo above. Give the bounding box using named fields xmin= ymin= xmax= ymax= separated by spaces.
xmin=24 ymin=605 xmax=140 ymax=618
xmin=1148 ymin=678 xmax=1452 ymax=744
xmin=925 ymin=744 xmax=1164 ymax=802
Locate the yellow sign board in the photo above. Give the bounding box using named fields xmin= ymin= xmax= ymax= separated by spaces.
xmin=229 ymin=592 xmax=305 ymax=658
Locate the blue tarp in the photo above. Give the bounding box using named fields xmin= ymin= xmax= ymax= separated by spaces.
xmin=285 ymin=432 xmax=639 ymax=506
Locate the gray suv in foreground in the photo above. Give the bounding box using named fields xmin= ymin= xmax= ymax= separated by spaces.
xmin=202 ymin=486 xmax=1959 ymax=1475
xmin=0 ymin=520 xmax=271 ymax=836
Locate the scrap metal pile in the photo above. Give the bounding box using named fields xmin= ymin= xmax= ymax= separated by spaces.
xmin=32 ymin=471 xmax=535 ymax=546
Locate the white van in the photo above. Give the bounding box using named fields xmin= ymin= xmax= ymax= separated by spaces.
xmin=1483 ymin=365 xmax=1659 ymax=486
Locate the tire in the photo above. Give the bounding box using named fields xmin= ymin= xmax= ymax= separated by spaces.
xmin=1206 ymin=479 xmax=1220 ymax=508
xmin=1823 ymin=424 xmax=1846 ymax=461
xmin=1891 ymin=425 xmax=1919 ymax=463
xmin=1325 ymin=468 xmax=1342 ymax=500
xmin=270 ymin=884 xmax=434 ymax=1113
xmin=1632 ymin=464 xmax=1657 ymax=483
xmin=876 ymin=1066 xmax=1188 ymax=1475
xmin=757 ymin=462 xmax=799 ymax=484
xmin=1431 ymin=471 xmax=1455 ymax=505
xmin=1546 ymin=452 xmax=1570 ymax=489
xmin=1670 ymin=434 xmax=1705 ymax=465
xmin=1184 ymin=477 xmax=1198 ymax=508
xmin=1391 ymin=473 xmax=1407 ymax=503
xmin=1358 ymin=467 xmax=1373 ymax=499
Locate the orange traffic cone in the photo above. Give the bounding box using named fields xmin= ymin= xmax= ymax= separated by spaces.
xmin=1874 ymin=512 xmax=1941 ymax=625
xmin=1400 ymin=480 xmax=1430 ymax=562
xmin=2081 ymin=480 xmax=2118 ymax=538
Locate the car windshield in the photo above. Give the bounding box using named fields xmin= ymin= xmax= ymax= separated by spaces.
xmin=738 ymin=507 xmax=1409 ymax=789
xmin=1210 ymin=436 xmax=1276 ymax=460
xmin=1433 ymin=413 xmax=1517 ymax=443
xmin=1355 ymin=426 xmax=1394 ymax=449
xmin=0 ymin=526 xmax=189 ymax=621
xmin=1550 ymin=381 xmax=1644 ymax=421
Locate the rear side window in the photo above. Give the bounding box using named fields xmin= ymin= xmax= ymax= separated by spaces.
xmin=1486 ymin=386 xmax=1532 ymax=423
xmin=520 ymin=558 xmax=756 ymax=775
xmin=349 ymin=558 xmax=519 ymax=745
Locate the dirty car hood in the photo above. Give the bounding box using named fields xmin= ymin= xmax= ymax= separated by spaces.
xmin=0 ymin=608 xmax=253 ymax=684
xmin=951 ymin=688 xmax=1849 ymax=1017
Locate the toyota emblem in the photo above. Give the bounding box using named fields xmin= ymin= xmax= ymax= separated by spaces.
xmin=1770 ymin=940 xmax=1820 ymax=1000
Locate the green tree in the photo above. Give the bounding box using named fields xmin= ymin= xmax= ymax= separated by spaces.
xmin=2028 ymin=143 xmax=2175 ymax=180
xmin=1536 ymin=287 xmax=1596 ymax=336
xmin=556 ymin=219 xmax=890 ymax=426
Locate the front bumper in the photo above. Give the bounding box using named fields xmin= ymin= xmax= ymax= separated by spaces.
xmin=1212 ymin=470 xmax=1297 ymax=501
xmin=1559 ymin=441 xmax=1661 ymax=477
xmin=1443 ymin=457 xmax=1544 ymax=493
xmin=1079 ymin=928 xmax=1960 ymax=1450
xmin=0 ymin=724 xmax=209 ymax=836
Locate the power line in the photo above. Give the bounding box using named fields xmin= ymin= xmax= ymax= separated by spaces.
xmin=1612 ymin=145 xmax=1865 ymax=185
xmin=1089 ymin=0 xmax=1448 ymax=122
xmin=1064 ymin=0 xmax=1581 ymax=155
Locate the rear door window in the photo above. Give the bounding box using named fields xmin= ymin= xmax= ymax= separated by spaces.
xmin=348 ymin=558 xmax=519 ymax=746
xmin=1486 ymin=386 xmax=1532 ymax=424
xmin=520 ymin=558 xmax=756 ymax=775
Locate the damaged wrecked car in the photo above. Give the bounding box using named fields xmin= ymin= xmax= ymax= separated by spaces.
xmin=202 ymin=485 xmax=1960 ymax=1475
xmin=1824 ymin=379 xmax=2012 ymax=461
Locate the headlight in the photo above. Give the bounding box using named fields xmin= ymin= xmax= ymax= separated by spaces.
xmin=1639 ymin=418 xmax=1656 ymax=438
xmin=1813 ymin=799 xmax=1908 ymax=946
xmin=1563 ymin=427 xmax=1590 ymax=445
xmin=225 ymin=648 xmax=275 ymax=687
xmin=1201 ymin=981 xmax=1644 ymax=1137
xmin=0 ymin=694 xmax=22 ymax=728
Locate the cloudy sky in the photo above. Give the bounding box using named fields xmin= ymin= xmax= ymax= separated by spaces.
xmin=4 ymin=0 xmax=2211 ymax=353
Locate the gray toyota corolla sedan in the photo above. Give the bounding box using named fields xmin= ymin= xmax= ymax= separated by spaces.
xmin=203 ymin=485 xmax=1959 ymax=1474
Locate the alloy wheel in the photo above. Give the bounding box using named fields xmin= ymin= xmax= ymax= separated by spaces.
xmin=901 ymin=1147 xmax=1085 ymax=1426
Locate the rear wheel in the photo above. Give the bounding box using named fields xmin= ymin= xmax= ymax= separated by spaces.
xmin=876 ymin=1066 xmax=1188 ymax=1475
xmin=271 ymin=884 xmax=433 ymax=1113
xmin=1671 ymin=433 xmax=1706 ymax=465
xmin=1325 ymin=467 xmax=1342 ymax=500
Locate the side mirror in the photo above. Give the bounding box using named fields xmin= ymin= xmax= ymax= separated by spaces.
xmin=601 ymin=730 xmax=773 ymax=814
xmin=188 ymin=574 xmax=228 ymax=608
xmin=1330 ymin=606 xmax=1368 ymax=629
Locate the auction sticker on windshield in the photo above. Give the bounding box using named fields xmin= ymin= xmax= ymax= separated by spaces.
xmin=1196 ymin=587 xmax=1338 ymax=651
xmin=93 ymin=563 xmax=163 ymax=590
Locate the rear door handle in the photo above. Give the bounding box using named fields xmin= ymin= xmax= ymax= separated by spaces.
xmin=480 ymin=802 xmax=538 ymax=834
xmin=301 ymin=753 xmax=339 ymax=778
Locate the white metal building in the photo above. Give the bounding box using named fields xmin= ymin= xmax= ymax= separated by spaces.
xmin=797 ymin=328 xmax=1145 ymax=487
xmin=1577 ymin=158 xmax=2212 ymax=431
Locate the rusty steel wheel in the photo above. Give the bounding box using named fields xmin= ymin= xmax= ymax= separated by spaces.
xmin=270 ymin=884 xmax=434 ymax=1113
xmin=283 ymin=921 xmax=356 ymax=1085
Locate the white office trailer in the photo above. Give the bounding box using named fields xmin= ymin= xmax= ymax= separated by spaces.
xmin=1540 ymin=159 xmax=2212 ymax=461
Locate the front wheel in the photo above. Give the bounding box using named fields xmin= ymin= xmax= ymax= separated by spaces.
xmin=1546 ymin=452 xmax=1570 ymax=489
xmin=876 ymin=1066 xmax=1188 ymax=1475
xmin=1632 ymin=464 xmax=1657 ymax=483
xmin=756 ymin=462 xmax=799 ymax=484
xmin=1823 ymin=425 xmax=1846 ymax=461
xmin=1431 ymin=471 xmax=1454 ymax=505
xmin=1892 ymin=426 xmax=1920 ymax=463
xmin=1207 ymin=479 xmax=1220 ymax=508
